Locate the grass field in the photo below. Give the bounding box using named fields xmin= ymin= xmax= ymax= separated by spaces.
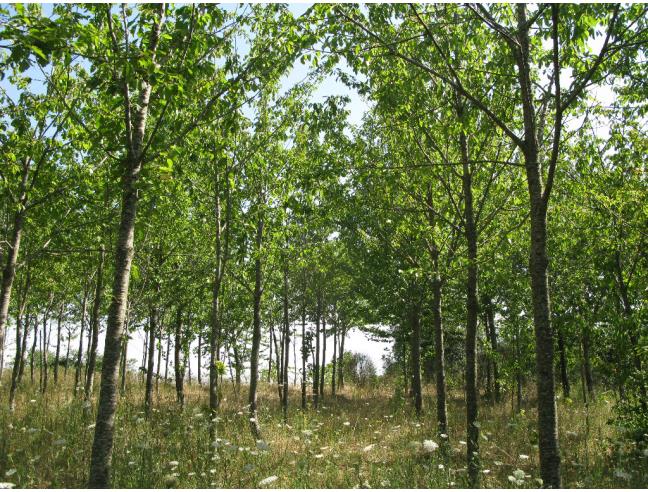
xmin=1 ymin=373 xmax=646 ymax=488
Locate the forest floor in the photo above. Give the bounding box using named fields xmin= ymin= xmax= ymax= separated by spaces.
xmin=0 ymin=373 xmax=646 ymax=489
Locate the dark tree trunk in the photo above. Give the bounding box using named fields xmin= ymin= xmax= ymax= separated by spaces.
xmin=514 ymin=5 xmax=561 ymax=486
xmin=331 ymin=315 xmax=337 ymax=397
xmin=557 ymin=327 xmax=570 ymax=398
xmin=174 ymin=305 xmax=184 ymax=407
xmin=410 ymin=302 xmax=422 ymax=418
xmin=120 ymin=335 xmax=128 ymax=395
xmin=197 ymin=333 xmax=201 ymax=385
xmin=145 ymin=309 xmax=157 ymax=414
xmin=64 ymin=327 xmax=71 ymax=378
xmin=320 ymin=315 xmax=327 ymax=399
xmin=155 ymin=326 xmax=163 ymax=396
xmin=338 ymin=326 xmax=346 ymax=390
xmin=54 ymin=304 xmax=63 ymax=384
xmin=9 ymin=272 xmax=30 ymax=410
xmin=581 ymin=324 xmax=594 ymax=397
xmin=85 ymin=246 xmax=105 ymax=400
xmin=30 ymin=318 xmax=38 ymax=384
xmin=313 ymin=295 xmax=321 ymax=408
xmin=248 ymin=213 xmax=264 ymax=439
xmin=164 ymin=332 xmax=171 ymax=382
xmin=301 ymin=306 xmax=307 ymax=410
xmin=281 ymin=265 xmax=290 ymax=422
xmin=456 ymin=109 xmax=480 ymax=486
xmin=485 ymin=298 xmax=501 ymax=402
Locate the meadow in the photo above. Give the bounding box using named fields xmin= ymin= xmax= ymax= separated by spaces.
xmin=1 ymin=373 xmax=646 ymax=489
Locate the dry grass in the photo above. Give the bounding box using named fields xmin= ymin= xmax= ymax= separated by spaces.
xmin=0 ymin=371 xmax=646 ymax=488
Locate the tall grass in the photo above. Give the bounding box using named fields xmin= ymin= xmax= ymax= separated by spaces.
xmin=0 ymin=371 xmax=646 ymax=488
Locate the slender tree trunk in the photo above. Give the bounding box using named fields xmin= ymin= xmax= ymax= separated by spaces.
xmin=197 ymin=333 xmax=202 ymax=385
xmin=485 ymin=299 xmax=501 ymax=402
xmin=120 ymin=335 xmax=128 ymax=396
xmin=410 ymin=302 xmax=422 ymax=418
xmin=338 ymin=326 xmax=345 ymax=390
xmin=85 ymin=246 xmax=105 ymax=400
xmin=301 ymin=306 xmax=307 ymax=410
xmin=164 ymin=332 xmax=171 ymax=382
xmin=155 ymin=327 xmax=162 ymax=396
xmin=30 ymin=318 xmax=38 ymax=384
xmin=313 ymin=295 xmax=321 ymax=408
xmin=54 ymin=304 xmax=63 ymax=384
xmin=9 ymin=313 xmax=23 ymax=409
xmin=320 ymin=316 xmax=327 ymax=398
xmin=282 ymin=265 xmax=290 ymax=422
xmin=581 ymin=323 xmax=594 ymax=397
xmin=64 ymin=327 xmax=71 ymax=378
xmin=456 ymin=108 xmax=481 ymax=486
xmin=145 ymin=309 xmax=157 ymax=414
xmin=174 ymin=305 xmax=184 ymax=408
xmin=557 ymin=326 xmax=570 ymax=398
xmin=0 ymin=209 xmax=26 ymax=380
xmin=248 ymin=213 xmax=264 ymax=439
xmin=268 ymin=327 xmax=273 ymax=383
xmin=331 ymin=316 xmax=337 ymax=397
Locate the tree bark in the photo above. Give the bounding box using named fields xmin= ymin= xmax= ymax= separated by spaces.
xmin=282 ymin=265 xmax=290 ymax=422
xmin=514 ymin=5 xmax=561 ymax=486
xmin=54 ymin=304 xmax=63 ymax=384
xmin=9 ymin=274 xmax=30 ymax=410
xmin=30 ymin=318 xmax=38 ymax=384
xmin=485 ymin=298 xmax=501 ymax=402
xmin=85 ymin=246 xmax=105 ymax=400
xmin=313 ymin=294 xmax=321 ymax=408
xmin=410 ymin=302 xmax=422 ymax=418
xmin=320 ymin=316 xmax=327 ymax=399
xmin=301 ymin=306 xmax=307 ymax=409
xmin=331 ymin=314 xmax=337 ymax=397
xmin=557 ymin=326 xmax=570 ymax=398
xmin=248 ymin=212 xmax=264 ymax=439
xmin=338 ymin=326 xmax=346 ymax=390
xmin=174 ymin=305 xmax=185 ymax=408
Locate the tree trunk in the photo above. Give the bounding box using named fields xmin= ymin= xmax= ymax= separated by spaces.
xmin=338 ymin=326 xmax=346 ymax=390
xmin=485 ymin=298 xmax=501 ymax=402
xmin=515 ymin=5 xmax=561 ymax=486
xmin=410 ymin=302 xmax=422 ymax=418
xmin=557 ymin=326 xmax=570 ymax=398
xmin=301 ymin=306 xmax=307 ymax=409
xmin=164 ymin=332 xmax=171 ymax=382
xmin=174 ymin=305 xmax=185 ymax=407
xmin=0 ymin=210 xmax=26 ymax=381
xmin=85 ymin=246 xmax=105 ymax=400
xmin=9 ymin=272 xmax=30 ymax=409
xmin=313 ymin=295 xmax=321 ymax=408
xmin=197 ymin=333 xmax=202 ymax=385
xmin=120 ymin=335 xmax=128 ymax=395
xmin=30 ymin=318 xmax=38 ymax=384
xmin=581 ymin=323 xmax=594 ymax=397
xmin=248 ymin=213 xmax=264 ymax=439
xmin=54 ymin=304 xmax=63 ymax=384
xmin=268 ymin=327 xmax=273 ymax=383
xmin=87 ymin=5 xmax=165 ymax=485
xmin=155 ymin=326 xmax=163 ymax=396
xmin=281 ymin=265 xmax=290 ymax=422
xmin=320 ymin=315 xmax=327 ymax=399
xmin=331 ymin=315 xmax=337 ymax=397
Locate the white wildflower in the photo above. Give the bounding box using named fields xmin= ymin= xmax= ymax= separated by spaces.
xmin=4 ymin=470 xmax=16 ymax=478
xmin=343 ymin=421 xmax=351 ymax=426
xmin=438 ymin=464 xmax=444 ymax=470
xmin=0 ymin=483 xmax=16 ymax=489
xmin=363 ymin=444 xmax=375 ymax=452
xmin=513 ymin=469 xmax=525 ymax=480
xmin=423 ymin=440 xmax=439 ymax=453
xmin=314 ymin=454 xmax=324 ymax=459
xmin=459 ymin=440 xmax=466 ymax=445
xmin=519 ymin=454 xmax=529 ymax=460
xmin=440 ymin=433 xmax=448 ymax=439
xmin=168 ymin=461 xmax=179 ymax=468
xmin=259 ymin=475 xmax=278 ymax=486
xmin=483 ymin=469 xmax=491 ymax=474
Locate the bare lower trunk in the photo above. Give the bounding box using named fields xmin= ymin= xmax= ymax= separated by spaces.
xmin=248 ymin=214 xmax=264 ymax=439
xmin=319 ymin=317 xmax=326 ymax=399
xmin=120 ymin=335 xmax=128 ymax=395
xmin=301 ymin=307 xmax=307 ymax=409
xmin=313 ymin=295 xmax=321 ymax=408
xmin=174 ymin=306 xmax=185 ymax=408
xmin=331 ymin=317 xmax=337 ymax=397
xmin=54 ymin=304 xmax=63 ymax=384
xmin=281 ymin=266 xmax=289 ymax=422
xmin=557 ymin=326 xmax=570 ymax=398
xmin=485 ymin=298 xmax=501 ymax=402
xmin=410 ymin=302 xmax=422 ymax=418
xmin=338 ymin=326 xmax=345 ymax=390
xmin=85 ymin=247 xmax=105 ymax=400
xmin=30 ymin=320 xmax=38 ymax=384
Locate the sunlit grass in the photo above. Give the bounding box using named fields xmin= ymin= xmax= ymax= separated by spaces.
xmin=0 ymin=372 xmax=646 ymax=488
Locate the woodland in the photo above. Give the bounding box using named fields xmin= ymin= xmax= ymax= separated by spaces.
xmin=0 ymin=3 xmax=647 ymax=489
